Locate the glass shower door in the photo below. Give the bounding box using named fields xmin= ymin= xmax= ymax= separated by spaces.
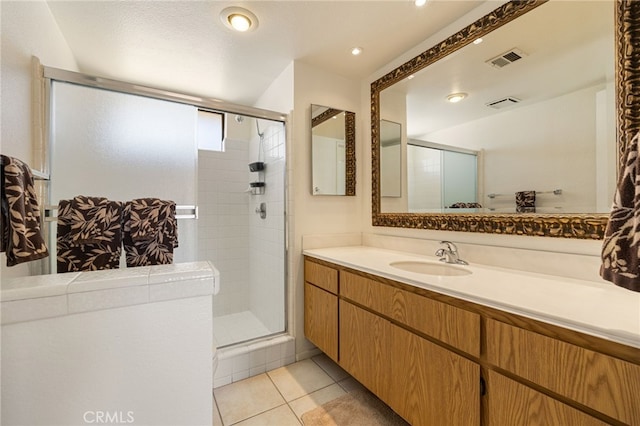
xmin=49 ymin=81 xmax=199 ymax=270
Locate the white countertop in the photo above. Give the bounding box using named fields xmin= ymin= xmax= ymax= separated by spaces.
xmin=1 ymin=261 xmax=220 ymax=325
xmin=304 ymin=246 xmax=640 ymax=349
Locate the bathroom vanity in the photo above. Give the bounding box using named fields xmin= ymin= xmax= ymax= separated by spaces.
xmin=304 ymin=247 xmax=640 ymax=426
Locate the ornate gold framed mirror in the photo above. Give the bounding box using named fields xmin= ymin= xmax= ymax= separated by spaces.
xmin=371 ymin=0 xmax=639 ymax=239
xmin=311 ymin=105 xmax=356 ymax=196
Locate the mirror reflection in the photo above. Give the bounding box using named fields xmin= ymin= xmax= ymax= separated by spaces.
xmin=380 ymin=119 xmax=401 ymax=198
xmin=408 ymin=141 xmax=479 ymax=212
xmin=379 ymin=0 xmax=615 ymax=215
xmin=311 ymin=104 xmax=355 ymax=196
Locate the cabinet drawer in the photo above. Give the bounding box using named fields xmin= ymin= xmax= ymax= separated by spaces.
xmin=485 ymin=369 xmax=608 ymax=426
xmin=304 ymin=258 xmax=338 ymax=294
xmin=341 ymin=270 xmax=480 ymax=357
xmin=486 ymin=319 xmax=640 ymax=425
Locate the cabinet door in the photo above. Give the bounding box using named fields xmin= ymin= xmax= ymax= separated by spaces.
xmin=484 ymin=370 xmax=608 ymax=426
xmin=389 ymin=323 xmax=480 ymax=426
xmin=486 ymin=319 xmax=640 ymax=425
xmin=339 ymin=300 xmax=390 ymax=402
xmin=304 ymin=282 xmax=338 ymax=361
xmin=341 ymin=270 xmax=480 ymax=356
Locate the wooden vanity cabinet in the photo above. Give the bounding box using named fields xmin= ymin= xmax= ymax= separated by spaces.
xmin=303 ymin=259 xmax=338 ymax=361
xmin=303 ymin=256 xmax=640 ymax=425
xmin=339 ymin=300 xmax=390 ymax=401
xmin=340 ymin=270 xmax=480 ymax=357
xmin=484 ymin=369 xmax=609 ymax=426
xmin=388 ymin=319 xmax=480 ymax=425
xmin=305 ymin=257 xmax=481 ymax=426
xmin=486 ymin=319 xmax=640 ymax=425
xmin=339 ymin=299 xmax=480 ymax=426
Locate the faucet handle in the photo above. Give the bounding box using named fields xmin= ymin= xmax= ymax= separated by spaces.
xmin=437 ymin=241 xmax=468 ymax=265
xmin=440 ymin=240 xmax=457 ymax=252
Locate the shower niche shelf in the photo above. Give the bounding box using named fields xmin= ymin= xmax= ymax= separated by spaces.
xmin=249 ymin=181 xmax=265 ymax=195
xmin=249 ymin=162 xmax=265 ymax=172
xmin=249 ymin=162 xmax=265 ymax=195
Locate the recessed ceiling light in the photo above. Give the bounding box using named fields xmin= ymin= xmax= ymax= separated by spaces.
xmin=415 ymin=0 xmax=427 ymax=6
xmin=220 ymin=7 xmax=259 ymax=32
xmin=351 ymin=47 xmax=363 ymax=56
xmin=447 ymin=93 xmax=467 ymax=103
xmin=473 ymin=38 xmax=483 ymax=45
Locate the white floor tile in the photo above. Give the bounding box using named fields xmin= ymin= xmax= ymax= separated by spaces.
xmin=267 ymin=359 xmax=335 ymax=402
xmin=214 ymin=374 xmax=285 ymax=425
xmin=288 ymin=383 xmax=347 ymax=421
xmin=213 ymin=354 xmax=373 ymax=425
xmin=234 ymin=404 xmax=301 ymax=426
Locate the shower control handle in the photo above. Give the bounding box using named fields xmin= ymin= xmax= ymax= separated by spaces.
xmin=255 ymin=202 xmax=267 ymax=219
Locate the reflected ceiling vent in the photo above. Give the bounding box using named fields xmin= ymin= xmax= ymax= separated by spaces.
xmin=485 ymin=97 xmax=521 ymax=109
xmin=486 ymin=48 xmax=527 ymax=68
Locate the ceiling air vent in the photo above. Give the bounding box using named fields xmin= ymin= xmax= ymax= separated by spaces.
xmin=486 ymin=48 xmax=527 ymax=69
xmin=485 ymin=97 xmax=521 ymax=109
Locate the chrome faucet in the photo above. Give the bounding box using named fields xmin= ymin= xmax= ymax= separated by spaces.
xmin=435 ymin=241 xmax=468 ymax=265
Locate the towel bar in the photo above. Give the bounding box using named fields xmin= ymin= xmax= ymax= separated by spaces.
xmin=43 ymin=205 xmax=198 ymax=221
xmin=487 ymin=189 xmax=562 ymax=199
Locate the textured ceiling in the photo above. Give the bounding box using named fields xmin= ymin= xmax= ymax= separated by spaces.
xmin=46 ymin=1 xmax=483 ymax=106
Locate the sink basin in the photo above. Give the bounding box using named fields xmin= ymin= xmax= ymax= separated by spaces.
xmin=389 ymin=261 xmax=472 ymax=276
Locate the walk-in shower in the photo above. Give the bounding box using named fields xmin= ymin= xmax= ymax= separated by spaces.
xmin=43 ymin=68 xmax=289 ymax=387
xmin=198 ymin=113 xmax=286 ymax=348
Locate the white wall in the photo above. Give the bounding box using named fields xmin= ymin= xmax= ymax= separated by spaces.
xmin=1 ymin=1 xmax=79 ymax=278
xmin=291 ymin=61 xmax=363 ymax=358
xmin=2 ymin=296 xmax=212 ymax=426
xmin=254 ymin=62 xmax=294 ymax=115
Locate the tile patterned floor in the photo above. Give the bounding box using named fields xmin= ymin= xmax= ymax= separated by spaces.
xmin=213 ymin=354 xmax=368 ymax=425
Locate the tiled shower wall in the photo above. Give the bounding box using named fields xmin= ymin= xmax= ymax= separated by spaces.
xmin=248 ymin=121 xmax=286 ymax=334
xmin=197 ymin=117 xmax=286 ymax=332
xmin=202 ymin=117 xmax=290 ymax=388
xmin=197 ymin=124 xmax=251 ymax=317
